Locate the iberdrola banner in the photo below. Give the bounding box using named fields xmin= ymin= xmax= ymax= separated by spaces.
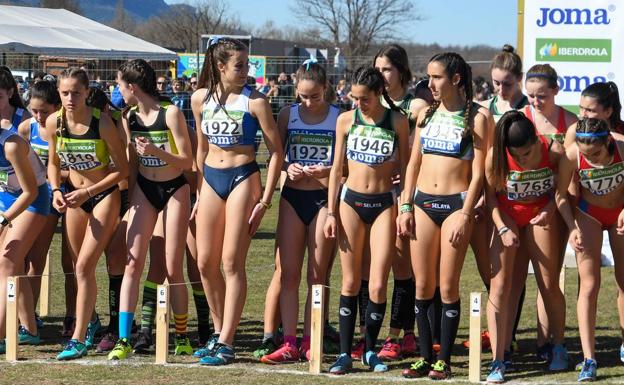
xmin=520 ymin=1 xmax=624 ymax=114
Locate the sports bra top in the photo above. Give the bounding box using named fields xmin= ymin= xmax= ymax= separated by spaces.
xmin=524 ymin=105 xmax=567 ymax=144
xmin=420 ymin=103 xmax=478 ymax=161
xmin=55 ymin=107 xmax=111 ymax=171
xmin=346 ymin=108 xmax=396 ymax=166
xmin=200 ymin=85 xmax=260 ymax=148
xmin=128 ymin=104 xmax=179 ymax=168
xmin=488 ymin=95 xmax=529 ymax=123
xmin=0 ymin=128 xmax=47 ymax=193
xmin=504 ymin=135 xmax=555 ymax=201
xmin=578 ymin=143 xmax=624 ymax=196
xmin=286 ymin=103 xmax=339 ymax=167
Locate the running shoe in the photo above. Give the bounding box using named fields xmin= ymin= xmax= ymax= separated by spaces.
xmin=299 ymin=339 xmax=311 ymax=361
xmin=428 ymin=359 xmax=452 ymax=380
xmin=463 ymin=330 xmax=491 ymax=350
xmin=174 ymin=334 xmax=193 ymax=356
xmin=194 ymin=333 xmax=219 ymax=358
xmin=85 ymin=316 xmax=101 ymax=349
xmin=402 ymin=358 xmax=431 ymax=378
xmin=536 ymin=342 xmax=553 ymax=362
xmin=620 ymin=344 xmax=624 ymax=364
xmin=350 ymin=338 xmax=365 ymax=360
xmin=549 ymin=344 xmax=569 ymax=371
xmin=96 ymin=333 xmax=118 ymax=353
xmin=252 ymin=338 xmax=276 ymax=359
xmin=0 ymin=339 xmax=5 ymax=354
xmin=578 ymin=358 xmax=597 ymax=382
xmin=133 ymin=330 xmax=153 ymax=354
xmin=199 ymin=343 xmax=235 ymax=366
xmin=61 ymin=316 xmax=75 ymax=338
xmin=401 ymin=332 xmax=418 ymax=357
xmin=18 ymin=326 xmax=41 ymax=345
xmin=35 ymin=313 xmax=44 ymax=329
xmin=377 ymin=337 xmax=401 ymax=360
xmin=329 ymin=353 xmax=353 ymax=375
xmin=108 ymin=338 xmax=132 ymax=360
xmin=363 ymin=350 xmax=388 ymax=372
xmin=486 ymin=359 xmax=506 ymax=384
xmin=57 ymin=339 xmax=87 ymax=360
xmin=260 ymin=342 xmax=300 ymax=364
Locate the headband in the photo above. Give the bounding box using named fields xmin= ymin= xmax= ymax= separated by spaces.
xmin=302 ymin=55 xmax=318 ymax=71
xmin=576 ymin=131 xmax=609 ymax=138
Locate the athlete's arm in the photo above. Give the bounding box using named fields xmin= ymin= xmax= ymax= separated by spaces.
xmin=324 ymin=111 xmax=349 ymax=239
xmin=2 ymin=137 xmax=38 ymax=221
xmin=16 ymin=119 xmax=30 ymax=142
xmin=393 ymin=111 xmax=410 ymax=192
xmin=191 ymin=89 xmax=208 ymax=194
xmin=140 ymin=105 xmax=193 ymax=171
xmin=44 ymin=112 xmax=66 ymax=211
xmin=119 ymin=109 xmax=138 ymax=193
xmin=400 ymin=108 xmax=425 ymax=205
xmin=563 ymin=122 xmax=578 ymax=149
xmin=555 ymin=144 xmax=583 ymax=250
xmin=88 ymin=113 xmax=129 ymax=195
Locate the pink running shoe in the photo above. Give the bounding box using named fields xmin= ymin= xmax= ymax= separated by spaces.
xmin=351 ymin=338 xmax=365 ymax=360
xmin=260 ymin=342 xmax=300 ymax=364
xmin=299 ymin=340 xmax=311 ymax=361
xmin=401 ymin=332 xmax=418 ymax=357
xmin=378 ymin=337 xmax=401 ymax=361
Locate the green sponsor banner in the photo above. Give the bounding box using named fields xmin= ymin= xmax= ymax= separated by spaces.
xmin=536 ymin=38 xmax=612 ymax=62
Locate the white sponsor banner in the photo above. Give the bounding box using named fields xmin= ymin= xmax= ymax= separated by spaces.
xmin=521 ymin=1 xmax=623 ymax=113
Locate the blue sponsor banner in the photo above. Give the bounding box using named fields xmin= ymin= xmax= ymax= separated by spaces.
xmin=177 ymin=54 xmax=266 ymax=84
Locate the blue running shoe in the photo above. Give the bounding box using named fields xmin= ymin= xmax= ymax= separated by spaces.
xmin=194 ymin=333 xmax=219 ymax=358
xmin=329 ymin=353 xmax=353 ymax=375
xmin=578 ymin=358 xmax=597 ymax=382
xmin=57 ymin=339 xmax=87 ymax=360
xmin=363 ymin=350 xmax=388 ymax=372
xmin=199 ymin=343 xmax=235 ymax=366
xmin=620 ymin=344 xmax=624 ymax=364
xmin=18 ymin=326 xmax=41 ymax=345
xmin=486 ymin=360 xmax=505 ymax=383
xmin=85 ymin=316 xmax=101 ymax=349
xmin=549 ymin=344 xmax=569 ymax=371
xmin=0 ymin=339 xmax=5 ymax=354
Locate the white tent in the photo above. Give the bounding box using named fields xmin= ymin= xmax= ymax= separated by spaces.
xmin=0 ymin=5 xmax=176 ymax=60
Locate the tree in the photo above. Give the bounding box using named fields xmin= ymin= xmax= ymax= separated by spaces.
xmin=109 ymin=0 xmax=134 ymax=34
xmin=292 ymin=0 xmax=421 ymax=56
xmin=40 ymin=0 xmax=82 ymax=15
xmin=134 ymin=0 xmax=240 ymax=52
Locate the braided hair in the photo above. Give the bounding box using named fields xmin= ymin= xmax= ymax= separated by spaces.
xmin=118 ymin=59 xmax=169 ymax=103
xmin=351 ymin=66 xmax=403 ymax=115
xmin=419 ymin=52 xmax=474 ymax=135
xmin=581 ymin=82 xmax=623 ymax=132
xmin=576 ymin=117 xmax=614 ymax=155
xmin=198 ymin=37 xmax=248 ymax=103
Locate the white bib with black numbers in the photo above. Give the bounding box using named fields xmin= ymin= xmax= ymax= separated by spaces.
xmin=346 ymin=124 xmax=395 ymax=165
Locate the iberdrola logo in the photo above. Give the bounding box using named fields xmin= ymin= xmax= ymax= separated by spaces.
xmin=539 ymin=42 xmax=558 ymax=58
xmin=509 ymin=172 xmax=521 ymax=181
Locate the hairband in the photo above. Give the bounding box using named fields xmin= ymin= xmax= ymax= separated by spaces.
xmin=576 ymin=131 xmax=609 ymax=138
xmin=302 ymin=55 xmax=318 ymax=71
xmin=208 ymin=36 xmax=222 ymax=47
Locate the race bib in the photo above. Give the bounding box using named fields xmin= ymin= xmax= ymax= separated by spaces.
xmin=579 ymin=162 xmax=624 ymax=196
xmin=58 ymin=142 xmax=101 ymax=171
xmin=131 ymin=130 xmax=173 ymax=168
xmin=287 ymin=129 xmax=333 ymax=166
xmin=506 ymin=167 xmax=554 ymax=200
xmin=32 ymin=144 xmax=48 ymax=165
xmin=346 ymin=124 xmax=395 ymax=165
xmin=420 ymin=115 xmax=465 ymax=155
xmin=0 ymin=168 xmax=19 ymax=193
xmin=201 ymin=109 xmax=243 ymax=146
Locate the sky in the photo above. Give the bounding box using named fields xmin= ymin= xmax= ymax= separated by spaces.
xmin=165 ymin=0 xmax=518 ymax=48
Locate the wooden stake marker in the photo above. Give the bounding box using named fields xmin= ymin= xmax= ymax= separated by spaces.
xmin=559 ymin=267 xmax=566 ymax=295
xmin=155 ymin=284 xmax=170 ymax=364
xmin=6 ymin=276 xmax=20 ymax=361
xmin=468 ymin=292 xmax=482 ymax=383
xmin=39 ymin=252 xmax=51 ymax=317
xmin=309 ymin=284 xmax=326 ymax=374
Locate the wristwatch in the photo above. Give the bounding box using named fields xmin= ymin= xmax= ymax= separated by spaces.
xmin=0 ymin=214 xmax=10 ymax=227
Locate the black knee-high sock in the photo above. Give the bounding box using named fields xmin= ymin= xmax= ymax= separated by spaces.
xmin=512 ymin=285 xmax=526 ymax=344
xmin=108 ymin=274 xmax=123 ymax=333
xmin=365 ymin=300 xmax=387 ymax=352
xmin=415 ymin=298 xmax=434 ymax=362
xmin=193 ymin=289 xmax=211 ymax=342
xmin=439 ymin=300 xmax=461 ymax=363
xmin=390 ymin=279 xmax=411 ymax=331
xmin=402 ymin=278 xmax=416 ymax=332
xmin=358 ymin=280 xmax=369 ymax=328
xmin=428 ymin=287 xmax=442 ymax=344
xmin=339 ymin=295 xmax=358 ymax=354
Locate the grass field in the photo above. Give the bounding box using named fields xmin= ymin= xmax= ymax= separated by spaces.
xmin=3 ymin=190 xmax=624 ymax=385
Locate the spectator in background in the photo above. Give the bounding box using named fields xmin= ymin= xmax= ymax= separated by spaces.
xmin=473 ymin=76 xmax=492 ymax=102
xmin=277 ymin=72 xmax=293 ymax=99
xmin=156 ymin=75 xmax=172 ymax=99
xmin=171 ymin=78 xmax=193 ymax=129
xmin=189 ymin=76 xmax=198 ymax=92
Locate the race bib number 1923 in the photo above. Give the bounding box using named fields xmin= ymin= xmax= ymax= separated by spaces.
xmin=287 ymin=129 xmax=333 ymax=166
xmin=346 ymin=124 xmax=395 ymax=165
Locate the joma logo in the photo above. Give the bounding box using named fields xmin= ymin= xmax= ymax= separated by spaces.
xmin=537 ymin=7 xmax=612 ymax=27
